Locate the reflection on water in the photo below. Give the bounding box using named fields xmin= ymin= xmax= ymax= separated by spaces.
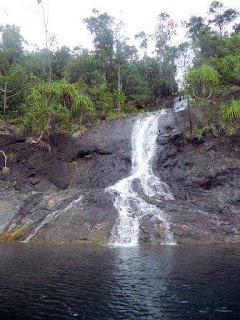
xmin=113 ymin=246 xmax=175 ymax=320
xmin=0 ymin=244 xmax=240 ymax=319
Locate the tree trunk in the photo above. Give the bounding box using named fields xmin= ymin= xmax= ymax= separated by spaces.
xmin=117 ymin=63 xmax=122 ymax=114
xmin=3 ymin=82 xmax=7 ymax=116
xmin=102 ymin=59 xmax=107 ymax=82
xmin=48 ymin=54 xmax=52 ymax=82
xmin=202 ymin=82 xmax=205 ymax=99
xmin=0 ymin=150 xmax=7 ymax=168
xmin=79 ymin=103 xmax=83 ymax=127
xmin=34 ymin=116 xmax=52 ymax=145
xmin=158 ymin=63 xmax=162 ymax=77
xmin=187 ymin=94 xmax=193 ymax=133
xmin=40 ymin=1 xmax=52 ymax=82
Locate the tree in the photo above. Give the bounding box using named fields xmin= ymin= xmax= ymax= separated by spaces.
xmin=177 ymin=42 xmax=194 ymax=132
xmin=155 ymin=12 xmax=177 ymax=75
xmin=152 ymin=12 xmax=178 ymax=98
xmin=122 ymin=62 xmax=152 ymax=107
xmin=75 ymin=93 xmax=95 ymax=126
xmin=24 ymin=49 xmax=50 ymax=80
xmin=176 ymin=42 xmax=192 ymax=78
xmin=0 ymin=25 xmax=24 ymax=65
xmin=22 ymin=81 xmax=94 ymax=143
xmin=36 ymin=0 xmax=54 ymax=82
xmin=208 ymin=1 xmax=239 ymax=37
xmin=225 ymin=53 xmax=240 ymax=85
xmin=83 ymin=9 xmax=114 ymax=82
xmin=0 ymin=7 xmax=182 ymax=127
xmin=65 ymin=50 xmax=99 ymax=84
xmin=185 ymin=64 xmax=219 ymax=100
xmin=0 ymin=64 xmax=32 ymax=116
xmin=185 ymin=16 xmax=209 ymax=42
xmin=52 ymin=46 xmax=72 ymax=79
xmin=114 ymin=22 xmax=137 ymax=113
xmin=135 ymin=31 xmax=149 ymax=55
xmin=185 ymin=1 xmax=239 ymax=63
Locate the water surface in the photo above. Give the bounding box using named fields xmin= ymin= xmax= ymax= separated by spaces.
xmin=0 ymin=244 xmax=240 ymax=319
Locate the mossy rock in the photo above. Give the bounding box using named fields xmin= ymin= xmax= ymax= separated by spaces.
xmin=0 ymin=224 xmax=30 ymax=243
xmin=2 ymin=166 xmax=10 ymax=175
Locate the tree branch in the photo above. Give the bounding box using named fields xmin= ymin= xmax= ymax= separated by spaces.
xmin=0 ymin=150 xmax=7 ymax=168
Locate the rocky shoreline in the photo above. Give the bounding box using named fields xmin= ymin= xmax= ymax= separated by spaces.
xmin=0 ymin=108 xmax=240 ymax=245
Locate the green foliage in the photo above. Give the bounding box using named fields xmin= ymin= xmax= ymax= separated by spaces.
xmin=208 ymin=1 xmax=239 ymax=37
xmin=135 ymin=31 xmax=148 ymax=50
xmin=23 ymin=49 xmax=52 ymax=81
xmin=52 ymin=46 xmax=71 ymax=79
xmin=21 ymin=81 xmax=94 ymax=140
xmin=0 ymin=25 xmax=24 ymax=65
xmin=191 ymin=99 xmax=240 ymax=140
xmin=7 ymin=152 xmax=14 ymax=161
xmin=155 ymin=12 xmax=177 ymax=58
xmin=65 ymin=50 xmax=99 ymax=84
xmin=83 ymin=9 xmax=114 ymax=81
xmin=0 ymin=6 xmax=182 ymax=126
xmin=22 ymin=97 xmax=70 ymax=136
xmin=221 ymin=99 xmax=240 ymax=123
xmin=184 ymin=125 xmax=217 ymax=141
xmin=186 ymin=64 xmax=219 ymax=99
xmin=182 ymin=0 xmax=239 ymax=107
xmin=2 ymin=166 xmax=10 ymax=175
xmin=184 ymin=1 xmax=240 ymax=93
xmin=2 ymin=2 xmax=239 ymax=138
xmin=0 ymin=63 xmax=34 ymax=116
xmin=106 ymin=111 xmax=127 ymax=122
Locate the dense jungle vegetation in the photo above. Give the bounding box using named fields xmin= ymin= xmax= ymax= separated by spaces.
xmin=0 ymin=0 xmax=239 ymax=142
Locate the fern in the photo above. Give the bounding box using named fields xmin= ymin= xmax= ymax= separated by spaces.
xmin=222 ymin=99 xmax=240 ymax=122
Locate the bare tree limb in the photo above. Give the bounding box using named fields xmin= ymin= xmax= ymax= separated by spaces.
xmin=0 ymin=150 xmax=7 ymax=168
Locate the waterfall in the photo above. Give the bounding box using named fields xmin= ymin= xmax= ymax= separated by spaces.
xmin=173 ymin=96 xmax=192 ymax=112
xmin=22 ymin=195 xmax=83 ymax=243
xmin=107 ymin=110 xmax=175 ymax=247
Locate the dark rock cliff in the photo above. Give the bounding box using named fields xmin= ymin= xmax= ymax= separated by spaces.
xmin=0 ymin=109 xmax=239 ymax=244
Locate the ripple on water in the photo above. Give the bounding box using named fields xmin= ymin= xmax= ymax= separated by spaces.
xmin=0 ymin=244 xmax=240 ymax=319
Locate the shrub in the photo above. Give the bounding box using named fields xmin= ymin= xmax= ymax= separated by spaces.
xmin=185 ymin=64 xmax=219 ymax=100
xmin=21 ymin=81 xmax=94 ymax=143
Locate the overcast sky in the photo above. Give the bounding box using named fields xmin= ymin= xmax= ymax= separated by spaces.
xmin=0 ymin=0 xmax=240 ymax=51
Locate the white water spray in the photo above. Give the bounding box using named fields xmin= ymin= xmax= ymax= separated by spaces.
xmin=22 ymin=195 xmax=83 ymax=242
xmin=107 ymin=110 xmax=176 ymax=247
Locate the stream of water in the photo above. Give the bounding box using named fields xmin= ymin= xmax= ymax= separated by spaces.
xmin=108 ymin=110 xmax=175 ymax=247
xmin=23 ymin=101 xmax=186 ymax=246
xmin=23 ymin=196 xmax=83 ymax=242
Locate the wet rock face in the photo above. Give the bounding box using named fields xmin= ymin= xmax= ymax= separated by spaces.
xmin=139 ymin=199 xmax=240 ymax=245
xmin=48 ymin=117 xmax=134 ymax=190
xmin=0 ymin=188 xmax=117 ymax=244
xmin=145 ymin=109 xmax=240 ymax=244
xmin=0 ymin=117 xmax=134 ymax=244
xmin=154 ymin=110 xmax=240 ymax=214
xmin=38 ymin=191 xmax=117 ymax=245
xmin=0 ymin=117 xmax=134 ymax=191
xmin=0 ymin=108 xmax=240 ymax=244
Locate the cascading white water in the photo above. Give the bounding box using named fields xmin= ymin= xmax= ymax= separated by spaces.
xmin=107 ymin=110 xmax=175 ymax=247
xmin=22 ymin=195 xmax=83 ymax=242
xmin=173 ymin=96 xmax=192 ymax=112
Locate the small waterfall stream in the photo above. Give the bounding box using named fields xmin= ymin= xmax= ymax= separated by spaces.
xmin=107 ymin=110 xmax=176 ymax=247
xmin=21 ymin=99 xmax=187 ymax=246
xmin=22 ymin=195 xmax=83 ymax=242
